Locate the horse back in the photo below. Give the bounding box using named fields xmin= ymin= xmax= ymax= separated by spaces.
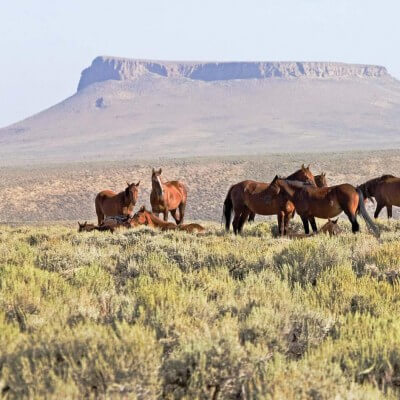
xmin=378 ymin=179 xmax=400 ymax=205
xmin=96 ymin=189 xmax=117 ymax=199
xmin=164 ymin=181 xmax=187 ymax=203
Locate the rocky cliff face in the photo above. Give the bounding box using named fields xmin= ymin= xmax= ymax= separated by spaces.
xmin=77 ymin=56 xmax=389 ymax=91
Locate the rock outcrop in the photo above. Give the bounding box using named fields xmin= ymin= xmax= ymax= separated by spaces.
xmin=77 ymin=56 xmax=389 ymax=91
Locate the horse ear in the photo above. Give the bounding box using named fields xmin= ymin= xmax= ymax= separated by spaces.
xmin=135 ymin=181 xmax=140 ymax=186
xmin=84 ymin=221 xmax=87 ymax=226
xmin=152 ymin=168 xmax=155 ymax=174
xmin=78 ymin=221 xmax=82 ymax=227
xmin=307 ymin=164 xmax=310 ymax=169
xmin=126 ymin=181 xmax=131 ymax=186
xmin=333 ymin=218 xmax=339 ymax=224
xmin=158 ymin=168 xmax=162 ymax=174
xmin=139 ymin=205 xmax=145 ymax=212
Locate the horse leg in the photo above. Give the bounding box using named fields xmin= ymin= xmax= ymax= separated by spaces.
xmin=374 ymin=202 xmax=385 ymax=219
xmin=96 ymin=210 xmax=104 ymax=225
xmin=163 ymin=210 xmax=169 ymax=222
xmin=248 ymin=212 xmax=256 ymax=223
xmin=387 ymin=205 xmax=393 ymax=219
xmin=170 ymin=209 xmax=179 ymax=224
xmin=283 ymin=212 xmax=292 ymax=236
xmin=277 ymin=212 xmax=285 ymax=236
xmin=178 ymin=202 xmax=186 ymax=225
xmin=233 ymin=205 xmax=249 ymax=235
xmin=238 ymin=208 xmax=250 ymax=234
xmin=344 ymin=211 xmax=359 ymax=233
xmin=232 ymin=208 xmax=243 ymax=235
xmin=309 ymin=217 xmax=318 ymax=233
xmin=300 ymin=216 xmax=310 ymax=235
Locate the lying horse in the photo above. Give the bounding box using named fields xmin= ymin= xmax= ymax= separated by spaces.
xmin=358 ymin=175 xmax=399 ymax=219
xmin=319 ymin=218 xmax=341 ymax=236
xmin=77 ymin=221 xmax=114 ymax=233
xmin=150 ymin=168 xmax=187 ymax=224
xmin=267 ymin=176 xmax=379 ymax=237
xmin=286 ymin=218 xmax=341 ymax=238
xmin=78 ymin=221 xmax=98 ymax=232
xmin=223 ymin=165 xmax=317 ymax=235
xmin=95 ymin=181 xmax=140 ymax=225
xmin=132 ymin=206 xmax=205 ymax=233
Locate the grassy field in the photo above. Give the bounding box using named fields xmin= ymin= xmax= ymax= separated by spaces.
xmin=2 ymin=218 xmax=400 ymax=399
xmin=1 ymin=150 xmax=400 ymax=223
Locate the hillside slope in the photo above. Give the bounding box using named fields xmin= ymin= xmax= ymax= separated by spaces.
xmin=1 ymin=57 xmax=400 ymax=165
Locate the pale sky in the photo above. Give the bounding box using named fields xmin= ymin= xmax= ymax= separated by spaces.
xmin=1 ymin=0 xmax=399 ymax=128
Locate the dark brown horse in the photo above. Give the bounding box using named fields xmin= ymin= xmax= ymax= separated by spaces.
xmin=78 ymin=221 xmax=115 ymax=233
xmin=131 ymin=206 xmax=205 ymax=233
xmin=247 ymin=172 xmax=328 ymax=223
xmin=315 ymin=172 xmax=328 ymax=188
xmin=78 ymin=221 xmax=98 ymax=232
xmin=95 ymin=182 xmax=140 ymax=225
xmin=267 ymin=176 xmax=379 ymax=236
xmin=223 ymin=165 xmax=317 ymax=235
xmin=150 ymin=168 xmax=187 ymax=224
xmin=358 ymin=175 xmax=399 ymax=218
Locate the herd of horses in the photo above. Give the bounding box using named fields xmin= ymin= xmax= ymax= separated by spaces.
xmin=78 ymin=165 xmax=400 ymax=238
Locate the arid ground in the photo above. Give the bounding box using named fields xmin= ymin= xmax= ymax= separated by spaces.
xmin=1 ymin=150 xmax=399 ymax=224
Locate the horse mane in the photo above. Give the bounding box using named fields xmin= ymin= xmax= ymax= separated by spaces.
xmin=284 ymin=179 xmax=314 ymax=188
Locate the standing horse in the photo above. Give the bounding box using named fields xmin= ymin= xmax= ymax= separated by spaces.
xmin=150 ymin=168 xmax=187 ymax=224
xmin=315 ymin=172 xmax=328 ymax=188
xmin=247 ymin=172 xmax=328 ymax=223
xmin=267 ymin=176 xmax=379 ymax=237
xmin=358 ymin=175 xmax=399 ymax=219
xmin=223 ymin=164 xmax=317 ymax=235
xmin=95 ymin=181 xmax=140 ymax=225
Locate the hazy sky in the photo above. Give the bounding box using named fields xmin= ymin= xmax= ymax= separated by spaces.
xmin=1 ymin=0 xmax=399 ymax=127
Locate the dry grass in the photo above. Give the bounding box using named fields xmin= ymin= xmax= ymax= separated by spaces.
xmin=1 ymin=220 xmax=400 ymax=398
xmin=1 ymin=150 xmax=400 ymax=224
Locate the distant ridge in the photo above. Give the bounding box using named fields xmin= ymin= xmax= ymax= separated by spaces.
xmin=1 ymin=56 xmax=400 ymax=165
xmin=77 ymin=56 xmax=389 ymax=91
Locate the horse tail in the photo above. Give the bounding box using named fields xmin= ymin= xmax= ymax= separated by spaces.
xmin=222 ymin=187 xmax=234 ymax=231
xmin=357 ymin=188 xmax=380 ymax=238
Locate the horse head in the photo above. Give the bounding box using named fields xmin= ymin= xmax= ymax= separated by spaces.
xmin=286 ymin=164 xmax=317 ymax=187
xmin=315 ymin=172 xmax=328 ymax=188
xmin=125 ymin=181 xmax=140 ymax=205
xmin=151 ymin=168 xmax=164 ymax=197
xmin=320 ymin=218 xmax=341 ymax=236
xmin=78 ymin=221 xmax=90 ymax=232
xmin=131 ymin=205 xmax=148 ymax=226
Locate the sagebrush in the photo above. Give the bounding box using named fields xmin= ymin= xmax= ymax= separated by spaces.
xmin=1 ymin=219 xmax=400 ymax=399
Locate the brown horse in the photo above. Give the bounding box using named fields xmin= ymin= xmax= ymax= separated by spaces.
xmin=267 ymin=176 xmax=379 ymax=236
xmin=223 ymin=165 xmax=317 ymax=235
xmin=78 ymin=221 xmax=98 ymax=232
xmin=247 ymin=172 xmax=328 ymax=223
xmin=150 ymin=168 xmax=187 ymax=224
xmin=319 ymin=218 xmax=341 ymax=236
xmin=132 ymin=206 xmax=205 ymax=233
xmin=358 ymin=175 xmax=399 ymax=218
xmin=315 ymin=172 xmax=328 ymax=188
xmin=78 ymin=221 xmax=115 ymax=233
xmin=286 ymin=218 xmax=341 ymax=238
xmin=95 ymin=181 xmax=140 ymax=225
